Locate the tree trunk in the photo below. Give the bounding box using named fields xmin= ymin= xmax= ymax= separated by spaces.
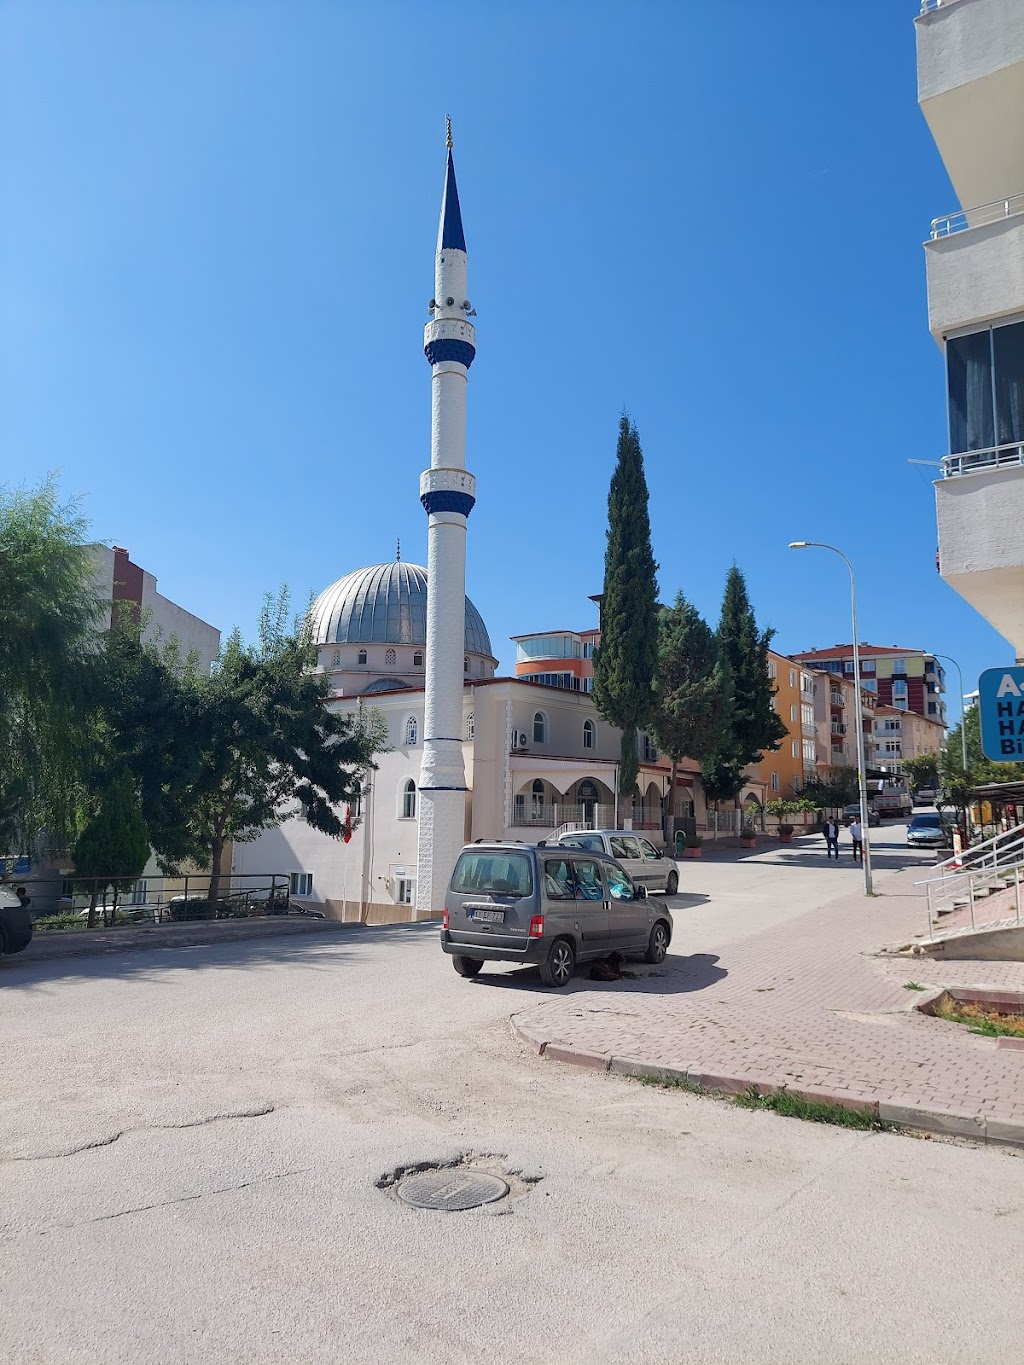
xmin=207 ymin=832 xmax=224 ymax=916
xmin=86 ymin=888 xmax=99 ymax=930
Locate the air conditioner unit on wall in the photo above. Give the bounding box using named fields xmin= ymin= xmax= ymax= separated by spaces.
xmin=513 ymin=732 xmax=529 ymax=748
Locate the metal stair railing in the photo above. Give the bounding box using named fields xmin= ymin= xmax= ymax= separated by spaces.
xmin=915 ymin=822 xmax=1024 ymax=940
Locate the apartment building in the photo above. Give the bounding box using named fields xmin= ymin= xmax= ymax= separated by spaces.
xmin=874 ymin=703 xmax=946 ymax=775
xmin=790 ymin=645 xmax=947 ymax=726
xmin=511 ymin=628 xmax=599 ymax=691
xmin=752 ymin=652 xmax=812 ymax=799
xmin=916 ymin=0 xmax=1024 ymax=660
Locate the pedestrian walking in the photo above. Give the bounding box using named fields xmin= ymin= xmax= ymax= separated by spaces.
xmin=15 ymin=884 xmax=31 ymax=909
xmin=849 ymin=818 xmax=863 ymax=863
xmin=823 ymin=818 xmax=840 ymax=861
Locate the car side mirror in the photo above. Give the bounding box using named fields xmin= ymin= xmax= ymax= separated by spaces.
xmin=635 ymin=884 xmax=648 ymax=900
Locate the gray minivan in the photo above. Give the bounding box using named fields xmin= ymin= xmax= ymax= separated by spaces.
xmin=441 ymin=842 xmax=673 ymax=988
xmin=555 ymin=830 xmax=678 ymax=894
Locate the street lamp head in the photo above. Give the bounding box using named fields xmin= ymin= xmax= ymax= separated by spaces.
xmin=788 ymin=541 xmax=811 ymax=549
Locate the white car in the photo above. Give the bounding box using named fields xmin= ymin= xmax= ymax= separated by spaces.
xmin=552 ymin=830 xmax=679 ymax=895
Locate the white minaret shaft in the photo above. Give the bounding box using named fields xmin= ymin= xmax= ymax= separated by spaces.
xmin=416 ymin=128 xmax=477 ymax=917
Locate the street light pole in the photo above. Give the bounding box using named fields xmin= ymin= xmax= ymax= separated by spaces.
xmin=788 ymin=541 xmax=873 ymax=895
xmin=932 ymin=653 xmax=968 ymax=775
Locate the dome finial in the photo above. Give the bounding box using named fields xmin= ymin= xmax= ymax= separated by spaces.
xmin=445 ymin=115 xmax=452 ymax=150
xmin=396 ymin=537 xmax=401 ymax=563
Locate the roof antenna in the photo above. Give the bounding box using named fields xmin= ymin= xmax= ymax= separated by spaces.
xmin=445 ymin=115 xmax=452 ymax=150
xmin=396 ymin=537 xmax=401 ymax=563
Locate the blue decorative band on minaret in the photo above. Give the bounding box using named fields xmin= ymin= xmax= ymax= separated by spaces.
xmin=424 ymin=338 xmax=476 ymax=369
xmin=420 ymin=489 xmax=476 ymax=517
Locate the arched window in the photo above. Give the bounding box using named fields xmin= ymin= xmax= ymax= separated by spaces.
xmin=357 ymin=649 xmax=367 ymax=665
xmin=465 ymin=710 xmax=475 ymax=741
xmin=401 ymin=779 xmax=417 ymax=820
xmin=404 ymin=715 xmax=418 ymax=746
xmin=531 ymin=778 xmax=545 ymax=819
xmin=464 ymin=656 xmax=469 ymax=674
xmin=413 ymin=650 xmax=423 ymax=667
xmin=331 ymin=649 xmax=341 ymax=668
xmin=582 ymin=719 xmax=595 ymax=750
xmin=386 ymin=648 xmax=397 ymax=666
xmin=533 ymin=711 xmax=547 ymax=744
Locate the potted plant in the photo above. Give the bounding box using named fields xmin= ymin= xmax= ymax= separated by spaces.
xmin=777 ymin=822 xmax=795 ymax=844
xmin=682 ymin=833 xmax=703 ymax=860
xmin=740 ymin=824 xmax=757 ymax=848
xmin=766 ymin=798 xmax=811 ymax=842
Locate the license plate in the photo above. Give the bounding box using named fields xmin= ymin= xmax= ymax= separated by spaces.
xmin=472 ymin=908 xmax=504 ymax=922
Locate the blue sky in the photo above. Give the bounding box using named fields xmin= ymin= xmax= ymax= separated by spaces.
xmin=1 ymin=1 xmax=1010 ymax=723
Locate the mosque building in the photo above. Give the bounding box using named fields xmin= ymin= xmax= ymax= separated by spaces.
xmin=232 ymin=133 xmax=706 ymax=921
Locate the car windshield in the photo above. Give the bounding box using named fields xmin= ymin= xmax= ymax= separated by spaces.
xmin=560 ymin=834 xmax=603 ymax=852
xmin=910 ymin=814 xmax=942 ymax=829
xmin=451 ymin=851 xmax=534 ymax=898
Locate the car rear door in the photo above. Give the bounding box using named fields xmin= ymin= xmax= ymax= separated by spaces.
xmin=636 ymin=837 xmax=670 ymax=889
xmin=604 ymin=861 xmax=647 ymax=950
xmin=565 ymin=856 xmax=611 ymax=957
xmin=608 ymin=835 xmax=644 ymax=884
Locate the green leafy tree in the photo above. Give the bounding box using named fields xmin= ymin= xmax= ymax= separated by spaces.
xmin=0 ymin=478 xmax=104 ymax=850
xmin=715 ymin=565 xmax=787 ymax=767
xmin=650 ymin=593 xmax=731 ymax=835
xmin=72 ymin=771 xmax=150 ymax=928
xmin=902 ymin=753 xmax=940 ymax=792
xmin=592 ymin=416 xmax=660 ymax=797
xmin=166 ymin=589 xmax=380 ymax=909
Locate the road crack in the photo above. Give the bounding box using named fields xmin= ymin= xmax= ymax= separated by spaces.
xmin=4 ymin=1104 xmax=276 ymax=1164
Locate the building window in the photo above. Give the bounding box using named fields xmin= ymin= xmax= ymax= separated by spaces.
xmin=532 ymin=778 xmax=545 ymax=819
xmin=331 ymin=649 xmax=341 ymax=667
xmin=533 ymin=711 xmax=547 ymax=744
xmin=290 ymin=872 xmax=313 ymax=897
xmin=791 ymin=740 xmax=799 ymax=759
xmin=396 ymin=877 xmax=416 ymax=906
xmin=802 ymin=703 xmax=814 ymax=727
xmin=582 ymin=641 xmax=595 ymax=659
xmin=844 ymin=660 xmax=855 ymax=674
xmin=404 ymin=715 xmax=418 ymax=746
xmin=413 ymin=650 xmax=423 ymax=667
xmin=895 ymin=699 xmax=908 ymax=711
xmin=928 ymin=702 xmax=937 ymax=715
xmin=770 ymin=772 xmax=779 ymax=793
xmin=789 ymin=669 xmax=796 ymax=688
xmin=642 ymin=734 xmax=658 ymax=762
xmin=385 ymin=648 xmax=396 ymax=666
xmin=892 ymin=680 xmax=908 ymax=699
xmin=465 ymin=711 xmax=475 ymax=741
xmin=401 ymin=779 xmax=417 ymax=819
xmin=582 ymin=719 xmax=595 ymax=750
xmin=768 ymin=660 xmax=777 ymax=679
xmin=892 ymin=659 xmax=906 ymax=675
xmin=802 ymin=738 xmax=816 ymax=763
xmin=464 ymin=656 xmax=469 ymax=674
xmin=790 ymin=704 xmax=798 ymax=723
xmin=357 ymin=649 xmax=367 ymax=665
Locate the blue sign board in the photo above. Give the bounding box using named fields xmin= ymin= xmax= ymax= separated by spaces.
xmin=978 ymin=665 xmax=1024 ymax=761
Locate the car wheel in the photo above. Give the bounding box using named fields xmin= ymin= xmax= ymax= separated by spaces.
xmin=665 ymin=871 xmax=678 ymax=896
xmin=452 ymin=955 xmax=484 ymax=978
xmin=645 ymin=921 xmax=670 ymax=965
xmin=539 ymin=938 xmax=576 ymax=988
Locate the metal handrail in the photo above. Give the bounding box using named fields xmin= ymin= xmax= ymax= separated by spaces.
xmin=941 ymin=441 xmax=1024 ymax=479
xmin=919 ymin=0 xmax=960 ymax=13
xmin=914 ymin=822 xmax=1024 ymax=939
xmin=930 ymin=192 xmax=1024 ymax=239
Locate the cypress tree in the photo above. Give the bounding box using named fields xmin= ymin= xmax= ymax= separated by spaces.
xmin=73 ymin=771 xmax=151 ymax=928
xmin=715 ymin=565 xmax=786 ymax=767
xmin=592 ymin=415 xmax=660 ymax=798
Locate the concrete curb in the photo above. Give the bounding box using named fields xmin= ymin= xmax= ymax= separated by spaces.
xmin=15 ymin=917 xmax=353 ymax=963
xmin=510 ymin=1019 xmax=1024 ymax=1151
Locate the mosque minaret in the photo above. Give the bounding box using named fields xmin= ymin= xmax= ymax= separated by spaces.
xmin=416 ymin=121 xmax=478 ymax=915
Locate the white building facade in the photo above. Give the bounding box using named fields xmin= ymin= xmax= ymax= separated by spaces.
xmin=918 ymin=0 xmax=1024 ymax=658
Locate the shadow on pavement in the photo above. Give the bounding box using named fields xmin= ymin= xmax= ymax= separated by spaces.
xmin=0 ymin=920 xmax=438 ymax=989
xmin=470 ymin=950 xmax=727 ymax=997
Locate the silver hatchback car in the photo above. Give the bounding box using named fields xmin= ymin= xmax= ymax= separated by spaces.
xmin=555 ymin=830 xmax=679 ymax=894
xmin=441 ymin=842 xmax=673 ymax=988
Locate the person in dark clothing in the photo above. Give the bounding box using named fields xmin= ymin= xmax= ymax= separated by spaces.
xmin=15 ymin=885 xmax=31 ymax=909
xmin=822 ymin=819 xmax=840 ymax=861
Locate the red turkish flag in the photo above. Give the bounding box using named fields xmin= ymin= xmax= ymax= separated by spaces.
xmin=342 ymin=807 xmax=352 ymax=844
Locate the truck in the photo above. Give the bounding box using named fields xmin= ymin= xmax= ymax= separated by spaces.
xmin=868 ymin=777 xmax=913 ymax=819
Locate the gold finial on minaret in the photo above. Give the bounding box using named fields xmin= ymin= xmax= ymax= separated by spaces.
xmin=445 ymin=115 xmax=453 ymax=150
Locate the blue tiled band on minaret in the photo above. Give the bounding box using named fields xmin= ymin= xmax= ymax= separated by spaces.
xmin=424 ymin=338 xmax=476 ymax=368
xmin=420 ymin=489 xmax=476 ymax=517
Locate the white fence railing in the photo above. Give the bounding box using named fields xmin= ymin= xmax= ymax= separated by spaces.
xmin=930 ymin=192 xmax=1024 ymax=239
xmin=941 ymin=441 xmax=1024 ymax=479
xmin=915 ymin=823 xmax=1024 ymax=939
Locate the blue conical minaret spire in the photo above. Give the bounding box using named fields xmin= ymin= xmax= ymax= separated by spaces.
xmin=437 ymin=116 xmax=466 ymax=254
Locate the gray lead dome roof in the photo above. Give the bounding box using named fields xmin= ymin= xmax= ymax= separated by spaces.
xmin=310 ymin=562 xmax=492 ymax=657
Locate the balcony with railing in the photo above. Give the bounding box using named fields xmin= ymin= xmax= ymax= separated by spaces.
xmin=830 ymin=722 xmax=847 ymax=735
xmin=942 ymin=441 xmax=1024 ymax=479
xmin=829 ymin=692 xmax=844 ymax=708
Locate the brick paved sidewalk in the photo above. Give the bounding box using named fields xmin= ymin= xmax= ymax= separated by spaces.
xmin=512 ymin=865 xmax=1024 ymax=1147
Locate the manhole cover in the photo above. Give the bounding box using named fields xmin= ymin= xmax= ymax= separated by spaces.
xmin=396 ymin=1169 xmax=510 ymax=1211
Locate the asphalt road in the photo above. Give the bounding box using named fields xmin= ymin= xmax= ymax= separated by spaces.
xmin=2 ymin=821 xmax=1020 ymax=1365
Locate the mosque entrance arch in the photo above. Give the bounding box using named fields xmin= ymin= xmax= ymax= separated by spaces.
xmin=578 ymin=780 xmax=599 ymax=827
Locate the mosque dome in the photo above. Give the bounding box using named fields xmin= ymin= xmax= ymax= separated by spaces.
xmin=310 ymin=562 xmax=493 ymax=658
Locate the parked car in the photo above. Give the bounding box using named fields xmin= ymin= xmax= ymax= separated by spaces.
xmin=554 ymin=830 xmax=679 ymax=894
xmin=0 ymin=885 xmax=33 ymax=957
xmin=441 ymin=842 xmax=673 ymax=988
xmin=914 ymin=788 xmax=938 ymax=806
xmin=906 ymin=812 xmax=953 ymax=849
xmin=842 ymin=804 xmax=881 ymax=827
